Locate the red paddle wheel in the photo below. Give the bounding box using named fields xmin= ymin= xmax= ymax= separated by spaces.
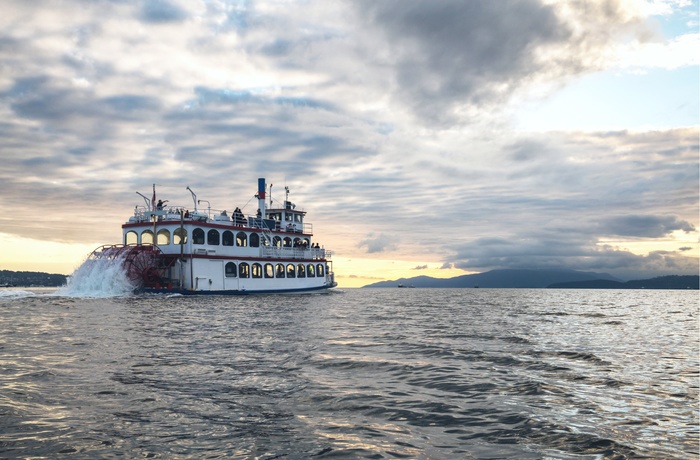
xmin=88 ymin=244 xmax=177 ymax=288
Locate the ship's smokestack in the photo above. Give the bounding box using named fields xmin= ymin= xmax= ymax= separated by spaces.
xmin=257 ymin=178 xmax=266 ymax=217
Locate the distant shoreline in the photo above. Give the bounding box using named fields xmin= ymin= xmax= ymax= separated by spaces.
xmin=0 ymin=270 xmax=67 ymax=288
xmin=363 ymin=269 xmax=699 ymax=290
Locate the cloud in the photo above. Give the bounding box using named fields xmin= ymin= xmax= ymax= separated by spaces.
xmin=0 ymin=0 xmax=696 ymax=281
xmin=599 ymin=215 xmax=695 ymax=238
xmin=412 ymin=265 xmax=428 ymax=270
xmin=350 ymin=0 xmax=653 ymax=125
xmin=139 ymin=0 xmax=188 ymax=24
xmin=358 ymin=233 xmax=399 ymax=254
xmin=340 ymin=274 xmax=384 ymax=280
xmin=447 ymin=227 xmax=699 ymax=279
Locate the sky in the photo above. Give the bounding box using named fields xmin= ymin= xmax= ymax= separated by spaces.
xmin=0 ymin=0 xmax=698 ymax=288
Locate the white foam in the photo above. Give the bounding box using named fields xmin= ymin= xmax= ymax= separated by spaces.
xmin=57 ymin=249 xmax=136 ymax=298
xmin=0 ymin=289 xmax=38 ymax=299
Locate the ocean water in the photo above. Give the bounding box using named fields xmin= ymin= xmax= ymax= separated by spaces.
xmin=0 ymin=287 xmax=697 ymax=459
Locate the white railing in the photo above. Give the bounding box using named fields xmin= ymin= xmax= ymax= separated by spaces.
xmin=260 ymin=247 xmax=331 ymax=260
xmin=131 ymin=205 xmax=189 ymax=223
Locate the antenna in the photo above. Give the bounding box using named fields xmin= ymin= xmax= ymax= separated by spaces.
xmin=136 ymin=192 xmax=150 ymax=210
xmin=186 ymin=186 xmax=197 ymax=212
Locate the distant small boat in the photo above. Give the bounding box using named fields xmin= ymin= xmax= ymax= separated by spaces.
xmin=397 ymin=284 xmax=415 ymax=288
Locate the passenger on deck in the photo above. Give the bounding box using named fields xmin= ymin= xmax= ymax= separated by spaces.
xmin=233 ymin=207 xmax=245 ymax=225
xmin=156 ymin=199 xmax=168 ymax=210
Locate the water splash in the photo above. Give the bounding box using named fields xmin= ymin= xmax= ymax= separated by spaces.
xmin=0 ymin=289 xmax=38 ymax=299
xmin=57 ymin=249 xmax=136 ymax=298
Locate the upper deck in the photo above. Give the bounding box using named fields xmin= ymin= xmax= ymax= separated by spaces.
xmin=121 ymin=180 xmax=332 ymax=262
xmin=124 ymin=206 xmax=313 ymax=235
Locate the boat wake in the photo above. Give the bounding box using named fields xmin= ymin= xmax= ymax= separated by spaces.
xmin=57 ymin=250 xmax=136 ymax=298
xmin=0 ymin=289 xmax=39 ymax=299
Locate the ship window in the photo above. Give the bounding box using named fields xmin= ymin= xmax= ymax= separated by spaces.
xmin=294 ymin=214 xmax=302 ymax=223
xmin=297 ymin=264 xmax=306 ymax=278
xmin=307 ymin=264 xmax=315 ymax=277
xmin=157 ymin=229 xmax=170 ymax=245
xmin=222 ymin=230 xmax=234 ymax=246
xmin=317 ymin=263 xmax=324 ymax=277
xmin=174 ymin=228 xmax=187 ymax=244
xmin=264 ymin=263 xmax=274 ymax=278
xmin=141 ymin=230 xmax=154 ymax=245
xmin=286 ymin=264 xmax=296 ymax=278
xmin=239 ymin=262 xmax=249 ymax=278
xmin=252 ymin=263 xmax=262 ymax=279
xmin=207 ymin=229 xmax=220 ymax=245
xmin=276 ymin=263 xmax=285 ymax=278
xmin=225 ymin=262 xmax=237 ymax=277
xmin=236 ymin=232 xmax=247 ymax=247
xmin=250 ymin=233 xmax=260 ymax=248
xmin=125 ymin=231 xmax=138 ymax=245
xmin=260 ymin=235 xmax=270 ymax=247
xmin=272 ymin=236 xmax=282 ymax=248
xmin=293 ymin=237 xmax=301 ymax=247
xmin=283 ymin=237 xmax=292 ymax=247
xmin=193 ymin=228 xmax=205 ymax=245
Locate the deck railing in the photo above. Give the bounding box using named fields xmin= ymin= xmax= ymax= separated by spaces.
xmin=260 ymin=247 xmax=331 ymax=260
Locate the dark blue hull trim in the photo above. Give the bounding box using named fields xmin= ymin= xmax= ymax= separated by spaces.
xmin=137 ymin=283 xmax=337 ymax=295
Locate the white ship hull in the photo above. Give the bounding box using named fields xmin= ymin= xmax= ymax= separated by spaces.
xmin=97 ymin=178 xmax=337 ymax=295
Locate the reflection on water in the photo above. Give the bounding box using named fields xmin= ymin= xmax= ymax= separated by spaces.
xmin=0 ymin=288 xmax=697 ymax=459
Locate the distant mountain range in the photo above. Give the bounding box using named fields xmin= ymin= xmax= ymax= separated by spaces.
xmin=363 ymin=269 xmax=699 ymax=290
xmin=549 ymin=275 xmax=699 ymax=290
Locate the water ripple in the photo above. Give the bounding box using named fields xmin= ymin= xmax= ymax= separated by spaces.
xmin=0 ymin=288 xmax=697 ymax=458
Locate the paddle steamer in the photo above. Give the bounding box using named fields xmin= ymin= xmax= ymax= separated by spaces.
xmin=90 ymin=178 xmax=336 ymax=294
